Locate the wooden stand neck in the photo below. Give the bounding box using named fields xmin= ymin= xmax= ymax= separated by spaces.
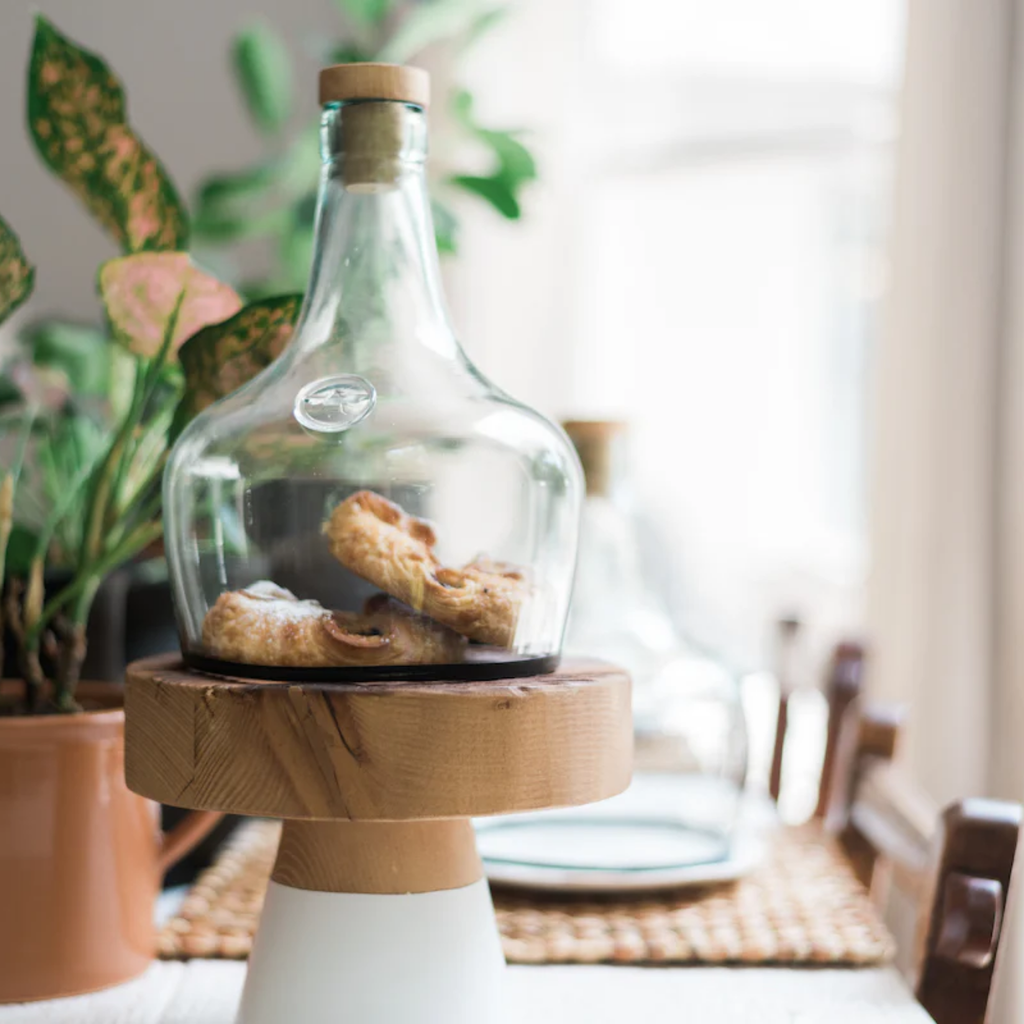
xmin=272 ymin=819 xmax=482 ymax=894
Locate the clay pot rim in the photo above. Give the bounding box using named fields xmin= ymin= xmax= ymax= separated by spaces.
xmin=0 ymin=680 xmax=124 ymax=728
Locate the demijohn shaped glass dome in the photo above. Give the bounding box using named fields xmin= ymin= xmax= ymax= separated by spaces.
xmin=164 ymin=64 xmax=583 ymax=681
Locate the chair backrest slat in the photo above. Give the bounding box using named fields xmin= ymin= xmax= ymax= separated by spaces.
xmin=771 ymin=634 xmax=1022 ymax=1024
xmin=915 ymin=800 xmax=1022 ymax=1024
xmin=815 ymin=641 xmax=866 ymax=819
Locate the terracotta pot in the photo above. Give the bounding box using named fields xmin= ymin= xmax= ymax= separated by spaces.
xmin=0 ymin=683 xmax=221 ymax=1003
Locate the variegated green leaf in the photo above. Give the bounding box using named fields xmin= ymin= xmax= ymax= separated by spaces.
xmin=175 ymin=294 xmax=303 ymax=428
xmin=0 ymin=215 xmax=35 ymax=327
xmin=98 ymin=253 xmax=242 ymax=358
xmin=27 ymin=16 xmax=188 ymax=253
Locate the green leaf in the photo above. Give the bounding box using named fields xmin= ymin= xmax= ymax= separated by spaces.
xmin=196 ymin=163 xmax=281 ymax=214
xmin=280 ymin=123 xmax=324 ymax=194
xmin=334 ymin=0 xmax=399 ymax=26
xmin=107 ymin=345 xmax=137 ymax=423
xmin=232 ymin=23 xmax=293 ymax=136
xmin=459 ymin=6 xmax=507 ymax=49
xmin=98 ymin=252 xmax=242 ymax=358
xmin=450 ymin=174 xmax=520 ymax=218
xmin=192 ymin=126 xmax=320 ymax=244
xmin=193 ymin=204 xmax=292 ymax=243
xmin=432 ymin=198 xmax=459 ymax=254
xmin=0 ymin=215 xmax=35 ymax=327
xmin=27 ymin=16 xmax=189 ymax=253
xmin=379 ymin=0 xmax=502 ymax=62
xmin=174 ymin=294 xmax=303 ymax=431
xmin=447 ymin=90 xmax=536 ymax=220
xmin=476 ymin=128 xmax=536 ymax=182
xmin=279 ymin=220 xmax=315 ymax=290
xmin=0 ymin=376 xmax=22 ymax=408
xmin=328 ymin=43 xmax=374 ymax=65
xmin=5 ymin=523 xmax=39 ymax=576
xmin=23 ymin=321 xmax=111 ymax=396
xmin=452 ymin=90 xmax=537 ymax=182
xmin=294 ymin=192 xmax=318 ymax=230
xmin=451 ymin=88 xmax=473 ymax=121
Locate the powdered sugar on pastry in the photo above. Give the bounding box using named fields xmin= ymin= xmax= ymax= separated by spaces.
xmin=324 ymin=491 xmax=528 ymax=647
xmin=201 ymin=580 xmax=464 ymax=668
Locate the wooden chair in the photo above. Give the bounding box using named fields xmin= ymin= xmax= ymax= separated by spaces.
xmin=771 ymin=633 xmax=1022 ymax=1024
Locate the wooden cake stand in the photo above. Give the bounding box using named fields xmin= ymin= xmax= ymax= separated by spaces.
xmin=125 ymin=654 xmax=631 ymax=1024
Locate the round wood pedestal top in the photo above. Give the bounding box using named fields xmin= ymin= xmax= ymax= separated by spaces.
xmin=125 ymin=655 xmax=632 ymax=821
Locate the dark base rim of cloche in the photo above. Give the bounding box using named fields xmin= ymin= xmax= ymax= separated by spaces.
xmin=182 ymin=650 xmax=562 ymax=684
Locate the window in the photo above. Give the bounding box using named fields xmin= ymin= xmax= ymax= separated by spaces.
xmin=456 ymin=0 xmax=905 ymax=669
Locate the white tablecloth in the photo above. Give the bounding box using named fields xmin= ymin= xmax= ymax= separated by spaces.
xmin=0 ymin=961 xmax=932 ymax=1023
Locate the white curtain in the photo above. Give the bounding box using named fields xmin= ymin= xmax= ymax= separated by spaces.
xmin=866 ymin=0 xmax=1024 ymax=1018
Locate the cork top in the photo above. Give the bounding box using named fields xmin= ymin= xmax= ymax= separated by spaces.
xmin=563 ymin=421 xmax=629 ymax=497
xmin=319 ymin=63 xmax=430 ymax=108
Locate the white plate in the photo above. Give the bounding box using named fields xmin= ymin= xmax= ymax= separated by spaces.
xmin=475 ymin=775 xmax=773 ymax=893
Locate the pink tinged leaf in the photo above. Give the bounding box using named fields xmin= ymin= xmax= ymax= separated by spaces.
xmin=98 ymin=253 xmax=242 ymax=358
xmin=174 ymin=293 xmax=303 ymax=430
xmin=0 ymin=215 xmax=35 ymax=327
xmin=27 ymin=16 xmax=189 ymax=253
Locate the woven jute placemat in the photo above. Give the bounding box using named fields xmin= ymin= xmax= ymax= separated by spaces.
xmin=159 ymin=820 xmax=895 ymax=966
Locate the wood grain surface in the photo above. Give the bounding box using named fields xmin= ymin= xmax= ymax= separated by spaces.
xmin=318 ymin=63 xmax=430 ymax=107
xmin=271 ymin=818 xmax=481 ymax=893
xmin=125 ymin=656 xmax=632 ymax=821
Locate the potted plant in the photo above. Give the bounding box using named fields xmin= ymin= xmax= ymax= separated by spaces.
xmin=192 ymin=0 xmax=538 ymax=295
xmin=0 ymin=17 xmax=299 ymax=1002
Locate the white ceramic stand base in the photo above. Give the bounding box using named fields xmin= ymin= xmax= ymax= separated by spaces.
xmin=125 ymin=658 xmax=632 ymax=1024
xmin=236 ymin=878 xmax=506 ymax=1024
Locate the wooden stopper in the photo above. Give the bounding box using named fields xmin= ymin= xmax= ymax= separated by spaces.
xmin=319 ymin=64 xmax=430 ymax=191
xmin=319 ymin=63 xmax=430 ymax=108
xmin=339 ymin=102 xmax=408 ymax=192
xmin=563 ymin=420 xmax=628 ymax=497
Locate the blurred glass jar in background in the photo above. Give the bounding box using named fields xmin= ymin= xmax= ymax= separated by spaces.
xmin=563 ymin=421 xmax=748 ymax=865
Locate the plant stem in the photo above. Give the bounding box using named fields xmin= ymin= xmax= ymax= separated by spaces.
xmin=0 ymin=473 xmax=13 ymax=683
xmin=4 ymin=581 xmax=45 ymax=713
xmin=30 ymin=458 xmax=99 ymax=570
xmin=52 ymin=612 xmax=89 ymax=713
xmin=26 ymin=519 xmax=162 ymax=656
xmin=79 ymin=431 xmax=127 ymax=566
xmin=1 ymin=409 xmax=37 ymax=707
xmin=79 ymin=295 xmax=180 ymax=566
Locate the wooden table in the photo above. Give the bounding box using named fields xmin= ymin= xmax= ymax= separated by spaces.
xmin=3 ymin=655 xmax=932 ymax=1022
xmin=0 ymin=961 xmax=933 ymax=1023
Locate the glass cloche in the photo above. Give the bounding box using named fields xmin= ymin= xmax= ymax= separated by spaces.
xmin=562 ymin=422 xmax=746 ymax=864
xmin=475 ymin=423 xmax=749 ymax=881
xmin=164 ymin=64 xmax=582 ymax=681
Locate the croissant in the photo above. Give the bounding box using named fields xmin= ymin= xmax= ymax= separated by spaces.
xmin=201 ymin=580 xmax=465 ymax=669
xmin=324 ymin=491 xmax=527 ymax=647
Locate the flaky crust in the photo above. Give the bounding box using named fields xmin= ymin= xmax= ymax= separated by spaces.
xmin=324 ymin=491 xmax=527 ymax=647
xmin=201 ymin=580 xmax=465 ymax=669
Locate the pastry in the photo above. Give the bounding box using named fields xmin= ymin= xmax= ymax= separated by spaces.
xmin=201 ymin=580 xmax=465 ymax=668
xmin=324 ymin=491 xmax=527 ymax=647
